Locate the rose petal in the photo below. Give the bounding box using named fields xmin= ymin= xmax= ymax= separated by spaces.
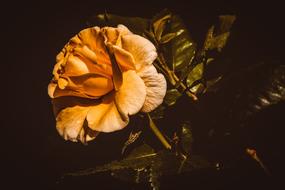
xmin=52 ymin=86 xmax=101 ymax=99
xmin=65 ymin=54 xmax=112 ymax=78
xmin=64 ymin=54 xmax=89 ymax=76
xmin=115 ymin=70 xmax=146 ymax=116
xmin=121 ymin=34 xmax=157 ymax=71
xmin=56 ymin=50 xmax=65 ymax=63
xmin=70 ymin=27 xmax=111 ymax=68
xmin=74 ymin=27 xmax=101 ymax=51
xmin=52 ymin=96 xmax=100 ymax=117
xmin=101 ymin=27 xmax=121 ymax=45
xmin=112 ymin=45 xmax=136 ymax=71
xmin=86 ymin=92 xmax=129 ymax=133
xmin=56 ymin=106 xmax=90 ymax=142
xmin=117 ymin=24 xmax=133 ymax=35
xmin=58 ymin=78 xmax=68 ymax=89
xmin=64 ymin=74 xmax=113 ymax=97
xmin=138 ymin=65 xmax=167 ymax=112
xmin=53 ymin=96 xmax=101 ymax=143
xmin=51 ymin=73 xmax=113 ymax=99
xmin=48 ymin=82 xmax=57 ymax=98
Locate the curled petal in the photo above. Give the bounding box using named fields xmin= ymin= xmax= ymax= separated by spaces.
xmin=112 ymin=45 xmax=136 ymax=71
xmin=56 ymin=74 xmax=113 ymax=98
xmin=56 ymin=50 xmax=65 ymax=63
xmin=138 ymin=65 xmax=167 ymax=112
xmin=121 ymin=34 xmax=157 ymax=71
xmin=115 ymin=70 xmax=146 ymax=117
xmin=86 ymin=92 xmax=129 ymax=133
xmin=58 ymin=78 xmax=68 ymax=89
xmin=101 ymin=27 xmax=121 ymax=45
xmin=48 ymin=82 xmax=57 ymax=98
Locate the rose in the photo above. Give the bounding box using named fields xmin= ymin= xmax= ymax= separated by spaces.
xmin=48 ymin=24 xmax=167 ymax=143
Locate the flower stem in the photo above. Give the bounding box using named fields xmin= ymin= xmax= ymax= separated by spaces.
xmin=147 ymin=113 xmax=172 ymax=150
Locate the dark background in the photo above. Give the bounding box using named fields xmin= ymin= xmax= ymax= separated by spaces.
xmin=3 ymin=0 xmax=284 ymax=189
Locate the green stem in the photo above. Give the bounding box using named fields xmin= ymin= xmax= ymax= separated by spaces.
xmin=147 ymin=114 xmax=172 ymax=150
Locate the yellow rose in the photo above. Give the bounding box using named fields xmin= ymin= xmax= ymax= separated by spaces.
xmin=48 ymin=25 xmax=167 ymax=143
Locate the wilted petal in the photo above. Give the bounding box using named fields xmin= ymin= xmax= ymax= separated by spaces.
xmin=121 ymin=34 xmax=157 ymax=71
xmin=115 ymin=70 xmax=146 ymax=116
xmin=86 ymin=92 xmax=129 ymax=133
xmin=138 ymin=65 xmax=167 ymax=112
xmin=56 ymin=106 xmax=90 ymax=141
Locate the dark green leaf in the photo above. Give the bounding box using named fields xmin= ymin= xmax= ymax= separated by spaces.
xmin=203 ymin=15 xmax=236 ymax=52
xmin=164 ymin=89 xmax=182 ymax=106
xmin=170 ymin=15 xmax=196 ymax=72
xmin=161 ymin=14 xmax=196 ymax=72
xmin=126 ymin=143 xmax=156 ymax=159
xmin=151 ymin=9 xmax=172 ymax=26
xmin=204 ymin=76 xmax=223 ymax=93
xmin=110 ymin=169 xmax=144 ymax=184
xmin=186 ymin=63 xmax=204 ymax=92
xmin=63 ymin=143 xmax=212 ymax=185
xmin=153 ymin=14 xmax=171 ymax=40
xmin=87 ymin=13 xmax=149 ymax=35
xmin=160 ymin=32 xmax=177 ymax=44
xmin=176 ymin=15 xmax=235 ymax=89
xmin=184 ymin=58 xmax=217 ymax=94
xmin=204 ymin=27 xmax=230 ymax=52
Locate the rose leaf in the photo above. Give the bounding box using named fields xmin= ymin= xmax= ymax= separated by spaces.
xmin=162 ymin=14 xmax=196 ymax=73
xmin=159 ymin=32 xmax=177 ymax=44
xmin=203 ymin=15 xmax=236 ymax=52
xmin=163 ymin=89 xmax=182 ymax=106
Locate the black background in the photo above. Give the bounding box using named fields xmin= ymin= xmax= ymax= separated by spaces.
xmin=3 ymin=0 xmax=284 ymax=189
